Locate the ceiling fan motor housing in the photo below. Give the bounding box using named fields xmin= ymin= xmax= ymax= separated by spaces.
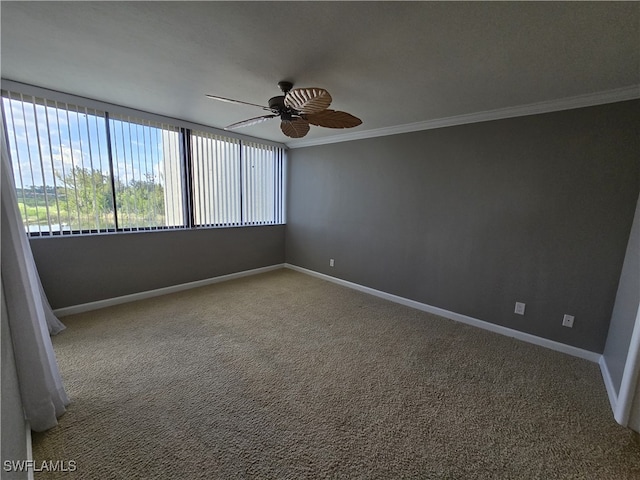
xmin=269 ymin=96 xmax=298 ymax=121
xmin=268 ymin=96 xmax=286 ymax=111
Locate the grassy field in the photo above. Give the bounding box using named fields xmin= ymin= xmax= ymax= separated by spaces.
xmin=17 ymin=202 xmax=51 ymax=224
xmin=17 ymin=201 xmax=169 ymax=231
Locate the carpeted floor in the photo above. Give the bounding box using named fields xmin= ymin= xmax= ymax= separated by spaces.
xmin=33 ymin=269 xmax=639 ymax=479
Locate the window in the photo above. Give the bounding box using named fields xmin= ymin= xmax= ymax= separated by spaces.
xmin=191 ymin=131 xmax=241 ymax=227
xmin=3 ymin=92 xmax=113 ymax=233
xmin=109 ymin=114 xmax=185 ymax=230
xmin=190 ymin=133 xmax=286 ymax=227
xmin=242 ymin=141 xmax=285 ymax=225
xmin=1 ymin=87 xmax=286 ymax=235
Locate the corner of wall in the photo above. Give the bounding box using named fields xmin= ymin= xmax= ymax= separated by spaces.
xmin=599 ymin=355 xmax=618 ymax=414
xmin=601 ymin=194 xmax=640 ymax=423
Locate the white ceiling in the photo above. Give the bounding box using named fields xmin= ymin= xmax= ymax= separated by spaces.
xmin=1 ymin=1 xmax=639 ymax=146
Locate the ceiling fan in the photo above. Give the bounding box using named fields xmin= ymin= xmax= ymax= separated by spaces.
xmin=206 ymin=81 xmax=362 ymax=139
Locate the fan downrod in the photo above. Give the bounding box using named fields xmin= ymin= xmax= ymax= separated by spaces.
xmin=278 ymin=81 xmax=294 ymax=94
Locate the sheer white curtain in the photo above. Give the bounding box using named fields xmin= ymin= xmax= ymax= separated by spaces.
xmin=1 ymin=122 xmax=69 ymax=432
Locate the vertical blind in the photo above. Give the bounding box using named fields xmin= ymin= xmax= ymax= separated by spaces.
xmin=109 ymin=114 xmax=185 ymax=230
xmin=1 ymin=89 xmax=286 ymax=235
xmin=3 ymin=91 xmax=113 ymax=234
xmin=190 ymin=132 xmax=286 ymax=227
xmin=242 ymin=141 xmax=285 ymax=225
xmin=191 ymin=131 xmax=242 ymax=227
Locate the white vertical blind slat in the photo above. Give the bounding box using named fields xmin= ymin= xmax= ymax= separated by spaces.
xmin=5 ymin=95 xmax=31 ymax=230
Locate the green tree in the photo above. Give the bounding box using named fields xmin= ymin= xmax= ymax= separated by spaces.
xmin=56 ymin=166 xmax=115 ymax=230
xmin=116 ymin=174 xmax=165 ymax=227
xmin=53 ymin=168 xmax=166 ymax=230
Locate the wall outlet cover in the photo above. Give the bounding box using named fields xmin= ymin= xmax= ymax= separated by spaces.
xmin=562 ymin=314 xmax=575 ymax=328
xmin=514 ymin=302 xmax=526 ymax=315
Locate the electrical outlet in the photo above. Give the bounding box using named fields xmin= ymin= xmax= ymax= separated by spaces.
xmin=562 ymin=314 xmax=574 ymax=328
xmin=514 ymin=302 xmax=526 ymax=315
xmin=329 ymin=259 xmax=335 ymax=267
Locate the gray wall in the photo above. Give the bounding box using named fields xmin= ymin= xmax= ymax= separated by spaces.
xmin=1 ymin=280 xmax=29 ymax=480
xmin=286 ymin=101 xmax=639 ymax=353
xmin=603 ymin=195 xmax=640 ymax=394
xmin=31 ymin=225 xmax=285 ymax=309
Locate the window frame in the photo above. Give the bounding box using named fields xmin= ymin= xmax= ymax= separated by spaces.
xmin=1 ymin=80 xmax=287 ymax=237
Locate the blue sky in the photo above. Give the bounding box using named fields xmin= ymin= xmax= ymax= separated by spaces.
xmin=2 ymin=95 xmax=178 ymax=192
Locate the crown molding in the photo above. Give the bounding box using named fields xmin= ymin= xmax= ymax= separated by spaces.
xmin=286 ymin=85 xmax=640 ymax=149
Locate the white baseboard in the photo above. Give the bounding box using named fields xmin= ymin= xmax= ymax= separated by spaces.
xmin=54 ymin=261 xmax=602 ymax=361
xmin=53 ymin=264 xmax=285 ymax=317
xmin=285 ymin=263 xmax=601 ymax=363
xmin=599 ymin=356 xmax=618 ymax=414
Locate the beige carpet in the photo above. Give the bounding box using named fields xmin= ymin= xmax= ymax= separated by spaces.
xmin=33 ymin=269 xmax=639 ymax=479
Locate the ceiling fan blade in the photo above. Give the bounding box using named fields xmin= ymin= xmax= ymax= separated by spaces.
xmin=284 ymin=88 xmax=332 ymax=114
xmin=225 ymin=115 xmax=278 ymax=130
xmin=205 ymin=94 xmax=272 ymax=111
xmin=304 ymin=109 xmax=362 ymax=129
xmin=280 ymin=118 xmax=310 ymax=138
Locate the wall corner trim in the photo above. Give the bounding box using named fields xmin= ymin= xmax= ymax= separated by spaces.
xmin=285 ymin=85 xmax=640 ymax=148
xmin=26 ymin=421 xmax=34 ymax=480
xmin=53 ymin=264 xmax=285 ymax=317
xmin=613 ymin=305 xmax=640 ymax=426
xmin=284 ymin=263 xmax=602 ymax=363
xmin=599 ymin=356 xmax=619 ymax=416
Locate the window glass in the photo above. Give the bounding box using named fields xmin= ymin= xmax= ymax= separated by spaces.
xmin=109 ymin=115 xmax=184 ymax=229
xmin=2 ymin=89 xmax=286 ymax=235
xmin=3 ymin=93 xmax=113 ymax=233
